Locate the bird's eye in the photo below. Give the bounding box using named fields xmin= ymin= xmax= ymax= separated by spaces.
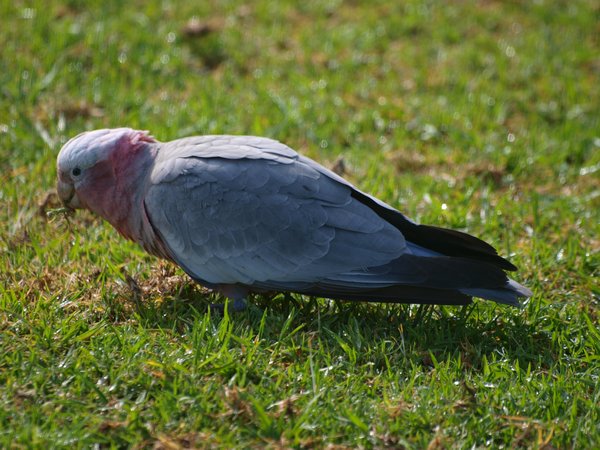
xmin=72 ymin=167 xmax=82 ymax=177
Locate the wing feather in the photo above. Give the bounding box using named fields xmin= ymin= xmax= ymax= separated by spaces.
xmin=145 ymin=138 xmax=406 ymax=286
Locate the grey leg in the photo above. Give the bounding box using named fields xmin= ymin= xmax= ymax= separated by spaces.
xmin=210 ymin=284 xmax=249 ymax=313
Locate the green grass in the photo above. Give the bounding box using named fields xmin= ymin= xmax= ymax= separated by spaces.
xmin=1 ymin=0 xmax=599 ymax=447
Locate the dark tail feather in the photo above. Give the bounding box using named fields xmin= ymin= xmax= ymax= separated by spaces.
xmin=296 ymin=256 xmax=530 ymax=307
xmin=299 ymin=284 xmax=473 ymax=305
xmin=350 ymin=190 xmax=517 ymax=271
xmin=461 ymin=279 xmax=532 ymax=307
xmin=298 ymin=278 xmax=530 ymax=307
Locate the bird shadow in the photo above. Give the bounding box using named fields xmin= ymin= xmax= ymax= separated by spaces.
xmin=113 ymin=282 xmax=555 ymax=374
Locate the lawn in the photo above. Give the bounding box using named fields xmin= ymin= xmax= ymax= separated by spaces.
xmin=1 ymin=0 xmax=598 ymax=448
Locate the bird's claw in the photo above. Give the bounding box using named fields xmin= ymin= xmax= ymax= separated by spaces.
xmin=210 ymin=298 xmax=247 ymax=314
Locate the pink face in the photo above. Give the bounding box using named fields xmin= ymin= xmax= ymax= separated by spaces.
xmin=56 ymin=128 xmax=155 ymax=211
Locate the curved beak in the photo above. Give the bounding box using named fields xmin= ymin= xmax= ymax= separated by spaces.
xmin=56 ymin=180 xmax=82 ymax=209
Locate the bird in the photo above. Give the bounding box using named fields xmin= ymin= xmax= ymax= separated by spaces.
xmin=56 ymin=128 xmax=531 ymax=311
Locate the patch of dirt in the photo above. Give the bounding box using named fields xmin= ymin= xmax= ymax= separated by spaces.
xmin=182 ymin=17 xmax=223 ymax=39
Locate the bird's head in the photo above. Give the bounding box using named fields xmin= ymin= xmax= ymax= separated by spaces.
xmin=56 ymin=128 xmax=156 ymax=210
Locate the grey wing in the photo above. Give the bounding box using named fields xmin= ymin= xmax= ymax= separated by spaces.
xmin=144 ymin=138 xmax=408 ymax=288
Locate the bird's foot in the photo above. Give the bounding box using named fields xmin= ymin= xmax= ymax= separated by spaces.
xmin=210 ymin=298 xmax=247 ymax=314
xmin=210 ymin=284 xmax=250 ymax=314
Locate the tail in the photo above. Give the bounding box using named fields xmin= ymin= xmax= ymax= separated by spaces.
xmin=460 ymin=279 xmax=532 ymax=307
xmin=291 ymin=277 xmax=531 ymax=307
xmin=324 ymin=189 xmax=533 ymax=307
xmin=262 ymin=255 xmax=532 ymax=307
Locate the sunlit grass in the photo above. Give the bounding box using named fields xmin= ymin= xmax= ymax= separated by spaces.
xmin=1 ymin=0 xmax=598 ymax=447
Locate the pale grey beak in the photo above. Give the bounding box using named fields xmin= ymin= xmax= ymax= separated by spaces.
xmin=56 ymin=180 xmax=82 ymax=209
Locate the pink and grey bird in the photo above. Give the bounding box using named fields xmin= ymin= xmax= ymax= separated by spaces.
xmin=56 ymin=128 xmax=531 ymax=309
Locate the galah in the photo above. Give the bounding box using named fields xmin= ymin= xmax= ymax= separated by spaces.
xmin=56 ymin=128 xmax=531 ymax=310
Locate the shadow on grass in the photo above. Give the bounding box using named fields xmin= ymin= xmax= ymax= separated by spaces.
xmin=108 ymin=281 xmax=555 ymax=374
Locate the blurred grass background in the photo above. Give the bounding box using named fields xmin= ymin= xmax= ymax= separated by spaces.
xmin=1 ymin=0 xmax=598 ymax=448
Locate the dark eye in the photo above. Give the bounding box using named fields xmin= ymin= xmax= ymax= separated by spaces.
xmin=72 ymin=167 xmax=82 ymax=177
